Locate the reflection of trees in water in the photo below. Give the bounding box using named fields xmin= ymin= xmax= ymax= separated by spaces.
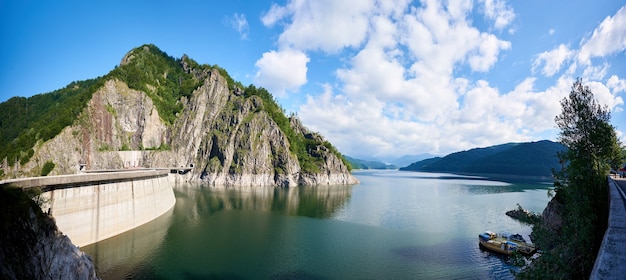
xmin=178 ymin=185 xmax=353 ymax=219
xmin=464 ymin=182 xmax=551 ymax=195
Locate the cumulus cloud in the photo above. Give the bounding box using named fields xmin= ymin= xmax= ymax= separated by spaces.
xmin=608 ymin=75 xmax=626 ymax=93
xmin=253 ymin=49 xmax=310 ymax=96
xmin=586 ymin=80 xmax=625 ymax=112
xmin=578 ymin=5 xmax=626 ymax=64
xmin=532 ymin=44 xmax=574 ymax=77
xmin=480 ymin=0 xmax=515 ymax=30
xmin=258 ymin=0 xmax=624 ymax=158
xmin=401 ymin=1 xmax=511 ymax=75
xmin=261 ymin=0 xmax=376 ymax=53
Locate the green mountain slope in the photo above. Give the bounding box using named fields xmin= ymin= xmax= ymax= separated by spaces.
xmin=0 ymin=79 xmax=104 ymax=166
xmin=0 ymin=44 xmax=350 ymax=177
xmin=400 ymin=140 xmax=566 ymax=177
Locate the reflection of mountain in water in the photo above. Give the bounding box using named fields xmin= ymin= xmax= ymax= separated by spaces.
xmin=177 ymin=184 xmax=353 ymax=219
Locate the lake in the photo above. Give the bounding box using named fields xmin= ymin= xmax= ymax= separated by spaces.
xmin=82 ymin=170 xmax=552 ymax=279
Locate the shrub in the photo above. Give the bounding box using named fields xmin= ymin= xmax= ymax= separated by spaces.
xmin=41 ymin=161 xmax=55 ymax=176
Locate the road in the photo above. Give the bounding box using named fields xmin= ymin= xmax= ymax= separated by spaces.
xmin=590 ymin=176 xmax=626 ymax=279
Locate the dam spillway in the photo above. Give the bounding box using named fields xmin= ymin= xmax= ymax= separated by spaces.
xmin=0 ymin=169 xmax=176 ymax=247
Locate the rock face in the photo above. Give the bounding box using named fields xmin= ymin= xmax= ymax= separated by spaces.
xmin=0 ymin=187 xmax=99 ymax=280
xmin=540 ymin=196 xmax=564 ymax=233
xmin=24 ymin=79 xmax=173 ymax=173
xmin=19 ymin=45 xmax=357 ymax=187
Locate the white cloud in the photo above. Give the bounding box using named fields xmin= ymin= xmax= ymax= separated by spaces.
xmin=268 ymin=0 xmax=514 ymax=157
xmin=468 ymin=33 xmax=511 ymax=72
xmin=586 ymin=80 xmax=625 ymax=112
xmin=261 ymin=0 xmax=377 ymax=53
xmin=401 ymin=1 xmax=510 ymax=75
xmin=582 ymin=62 xmax=609 ymax=80
xmin=480 ymin=0 xmax=515 ymax=30
xmin=532 ymin=44 xmax=574 ymax=77
xmin=261 ymin=3 xmax=290 ymax=27
xmin=227 ymin=13 xmax=249 ymax=40
xmin=608 ymin=75 xmax=626 ymax=93
xmin=578 ymin=5 xmax=626 ymax=65
xmin=253 ymin=49 xmax=310 ymax=96
xmin=258 ymin=1 xmax=626 ymax=158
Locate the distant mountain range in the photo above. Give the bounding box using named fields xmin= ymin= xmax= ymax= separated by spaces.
xmin=346 ymin=154 xmax=437 ymax=170
xmin=399 ymin=140 xmax=566 ymax=178
xmin=345 ymin=156 xmax=397 ymax=170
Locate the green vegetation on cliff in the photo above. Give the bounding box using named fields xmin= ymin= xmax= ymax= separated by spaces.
xmin=243 ymin=85 xmax=351 ymax=173
xmin=518 ymin=79 xmax=625 ymax=279
xmin=0 ymin=78 xmax=104 ymax=167
xmin=108 ymin=44 xmax=204 ymax=125
xmin=0 ymin=44 xmax=350 ymax=175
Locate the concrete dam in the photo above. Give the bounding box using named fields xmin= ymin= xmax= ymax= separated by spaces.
xmin=0 ymin=169 xmax=176 ymax=247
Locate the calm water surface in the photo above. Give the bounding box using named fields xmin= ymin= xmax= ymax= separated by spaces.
xmin=82 ymin=170 xmax=551 ymax=279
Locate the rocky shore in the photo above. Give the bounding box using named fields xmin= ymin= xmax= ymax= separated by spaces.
xmin=506 ymin=203 xmax=541 ymax=225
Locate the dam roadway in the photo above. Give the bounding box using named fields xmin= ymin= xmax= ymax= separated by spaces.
xmin=0 ymin=169 xmax=177 ymax=247
xmin=591 ymin=177 xmax=626 ymax=279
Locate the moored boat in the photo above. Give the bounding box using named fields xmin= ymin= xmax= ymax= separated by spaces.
xmin=478 ymin=231 xmax=536 ymax=256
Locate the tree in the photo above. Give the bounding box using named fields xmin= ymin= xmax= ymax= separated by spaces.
xmin=520 ymin=78 xmax=623 ymax=279
xmin=555 ymin=78 xmax=623 ymax=195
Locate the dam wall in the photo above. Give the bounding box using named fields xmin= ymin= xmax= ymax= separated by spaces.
xmin=1 ymin=169 xmax=175 ymax=247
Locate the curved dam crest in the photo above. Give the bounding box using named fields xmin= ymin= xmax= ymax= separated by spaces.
xmin=1 ymin=169 xmax=176 ymax=247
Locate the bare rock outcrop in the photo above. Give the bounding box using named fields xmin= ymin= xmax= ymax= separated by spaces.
xmin=23 ymin=79 xmax=169 ymax=174
xmin=540 ymin=196 xmax=564 ymax=233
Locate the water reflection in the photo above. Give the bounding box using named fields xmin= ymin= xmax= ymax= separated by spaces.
xmin=81 ymin=207 xmax=174 ymax=280
xmin=177 ymin=184 xmax=353 ymax=219
xmin=84 ymin=171 xmax=551 ymax=279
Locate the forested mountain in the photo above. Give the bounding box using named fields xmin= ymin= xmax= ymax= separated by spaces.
xmin=400 ymin=140 xmax=566 ymax=178
xmin=0 ymin=44 xmax=357 ymax=186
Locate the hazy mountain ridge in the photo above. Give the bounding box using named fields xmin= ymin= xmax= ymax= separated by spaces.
xmin=345 ymin=154 xmax=436 ymax=170
xmin=400 ymin=140 xmax=566 ymax=178
xmin=345 ymin=156 xmax=397 ymax=170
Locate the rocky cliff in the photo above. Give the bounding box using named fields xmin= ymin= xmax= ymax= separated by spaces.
xmin=9 ymin=44 xmax=357 ymax=187
xmin=0 ymin=187 xmax=99 ymax=280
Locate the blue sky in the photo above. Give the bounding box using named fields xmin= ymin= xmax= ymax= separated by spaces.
xmin=1 ymin=0 xmax=625 ymax=159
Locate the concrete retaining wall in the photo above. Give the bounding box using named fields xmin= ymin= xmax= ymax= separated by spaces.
xmin=590 ymin=177 xmax=626 ymax=279
xmin=1 ymin=170 xmax=176 ymax=247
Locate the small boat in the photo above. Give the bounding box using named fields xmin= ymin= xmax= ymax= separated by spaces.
xmin=478 ymin=231 xmax=536 ymax=256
